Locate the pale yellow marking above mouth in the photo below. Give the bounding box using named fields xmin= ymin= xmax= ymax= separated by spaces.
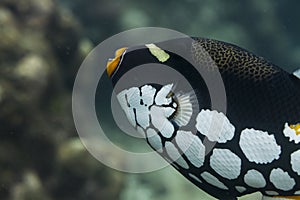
xmin=145 ymin=43 xmax=170 ymax=62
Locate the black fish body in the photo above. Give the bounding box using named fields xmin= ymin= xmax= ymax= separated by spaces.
xmin=194 ymin=38 xmax=300 ymax=131
xmin=106 ymin=37 xmax=300 ymax=199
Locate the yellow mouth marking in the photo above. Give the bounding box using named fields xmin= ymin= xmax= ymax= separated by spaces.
xmin=145 ymin=43 xmax=170 ymax=62
xmin=290 ymin=124 xmax=300 ymax=135
xmin=106 ymin=47 xmax=127 ymax=77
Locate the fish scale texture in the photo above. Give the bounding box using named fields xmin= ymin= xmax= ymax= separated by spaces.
xmin=239 ymin=129 xmax=281 ymax=164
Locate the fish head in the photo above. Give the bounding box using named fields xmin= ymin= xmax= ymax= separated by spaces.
xmin=106 ymin=45 xmax=194 ymax=137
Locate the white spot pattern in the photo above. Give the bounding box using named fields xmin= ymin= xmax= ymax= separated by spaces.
xmin=201 ymin=172 xmax=229 ymax=190
xmin=146 ymin=128 xmax=163 ymax=153
xmin=117 ymin=89 xmax=137 ymax=127
xmin=295 ymin=190 xmax=300 ymax=195
xmin=173 ymin=102 xmax=177 ymax=108
xmin=269 ymin=168 xmax=295 ymax=191
xmin=150 ymin=105 xmax=174 ymax=138
xmin=136 ymin=126 xmax=145 ymax=136
xmin=210 ymin=148 xmax=241 ymax=180
xmin=235 ymin=186 xmax=246 ymax=193
xmin=141 ymin=85 xmax=156 ymax=106
xmin=165 ymin=141 xmax=189 ymax=169
xmin=196 ymin=109 xmax=235 ymax=143
xmin=264 ymin=191 xmax=279 ymax=196
xmin=291 ymin=149 xmax=300 ymax=175
xmin=239 ymin=128 xmax=281 ymax=164
xmin=154 ymin=84 xmax=173 ymax=105
xmin=162 ymin=107 xmax=176 ymax=118
xmin=244 ymin=169 xmax=266 ymax=188
xmin=118 ymin=86 xmax=300 ymax=197
xmin=283 ymin=123 xmax=300 ymax=144
xmin=117 ymin=85 xmax=156 ymax=129
xmin=175 ymin=130 xmax=205 ymax=168
xmin=135 ymin=85 xmax=156 ymax=128
xmin=126 ymin=87 xmax=144 ymax=125
xmin=188 ymin=173 xmax=202 ymax=183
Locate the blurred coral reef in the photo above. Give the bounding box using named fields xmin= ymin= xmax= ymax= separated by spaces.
xmin=0 ymin=0 xmax=124 ymax=199
xmin=1 ymin=0 xmax=300 ymax=200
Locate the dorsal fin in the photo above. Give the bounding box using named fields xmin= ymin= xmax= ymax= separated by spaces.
xmin=293 ymin=68 xmax=300 ymax=79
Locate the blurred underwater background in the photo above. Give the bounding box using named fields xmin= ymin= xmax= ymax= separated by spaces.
xmin=1 ymin=0 xmax=300 ymax=199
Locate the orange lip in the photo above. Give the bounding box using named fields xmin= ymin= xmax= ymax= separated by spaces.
xmin=106 ymin=47 xmax=127 ymax=77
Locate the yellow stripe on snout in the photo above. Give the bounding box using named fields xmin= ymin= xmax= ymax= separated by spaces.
xmin=106 ymin=47 xmax=127 ymax=77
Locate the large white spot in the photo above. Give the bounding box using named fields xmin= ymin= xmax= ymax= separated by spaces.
xmin=270 ymin=168 xmax=295 ymax=191
xmin=283 ymin=123 xmax=300 ymax=144
xmin=244 ymin=169 xmax=266 ymax=188
xmin=209 ymin=148 xmax=241 ymax=180
xmin=165 ymin=141 xmax=189 ymax=169
xmin=141 ymin=85 xmax=156 ymax=105
xmin=188 ymin=173 xmax=202 ymax=184
xmin=200 ymin=172 xmax=229 ymax=190
xmin=162 ymin=107 xmax=176 ymax=118
xmin=126 ymin=87 xmax=141 ymax=107
xmin=117 ymin=89 xmax=137 ymax=127
xmin=155 ymin=84 xmax=173 ymax=105
xmin=239 ymin=128 xmax=281 ymax=164
xmin=175 ymin=130 xmax=205 ymax=168
xmin=291 ymin=149 xmax=300 ymax=175
xmin=134 ymin=85 xmax=156 ymax=129
xmin=235 ymin=186 xmax=246 ymax=193
xmin=135 ymin=105 xmax=151 ymax=129
xmin=117 ymin=85 xmax=157 ymax=129
xmin=146 ymin=128 xmax=163 ymax=153
xmin=150 ymin=105 xmax=174 ymax=138
xmin=196 ymin=109 xmax=235 ymax=143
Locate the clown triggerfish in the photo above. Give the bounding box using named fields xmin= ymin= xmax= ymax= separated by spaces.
xmin=106 ymin=37 xmax=300 ymax=200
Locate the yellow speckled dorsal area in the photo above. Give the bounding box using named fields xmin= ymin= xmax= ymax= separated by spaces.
xmin=191 ymin=38 xmax=279 ymax=81
xmin=290 ymin=124 xmax=300 ymax=135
